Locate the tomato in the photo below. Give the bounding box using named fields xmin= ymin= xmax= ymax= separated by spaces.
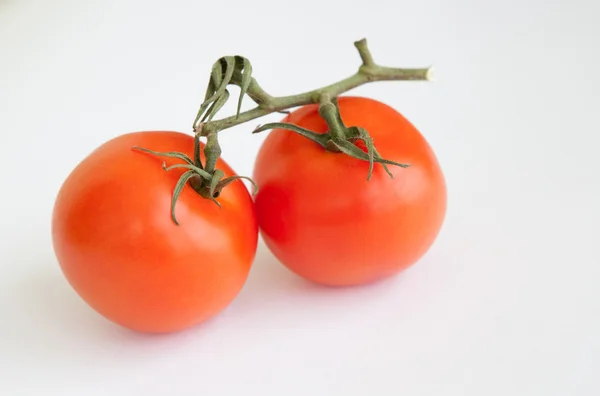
xmin=52 ymin=131 xmax=258 ymax=333
xmin=253 ymin=96 xmax=446 ymax=286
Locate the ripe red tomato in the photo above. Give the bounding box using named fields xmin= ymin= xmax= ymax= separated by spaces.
xmin=52 ymin=131 xmax=258 ymax=333
xmin=253 ymin=96 xmax=446 ymax=286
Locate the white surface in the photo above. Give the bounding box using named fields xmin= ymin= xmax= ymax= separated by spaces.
xmin=1 ymin=0 xmax=599 ymax=394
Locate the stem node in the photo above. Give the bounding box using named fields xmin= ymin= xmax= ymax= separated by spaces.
xmin=354 ymin=38 xmax=376 ymax=67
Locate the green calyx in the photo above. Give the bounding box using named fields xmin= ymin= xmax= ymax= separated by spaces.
xmin=132 ymin=134 xmax=257 ymax=225
xmin=253 ymin=98 xmax=410 ymax=180
xmin=193 ymin=55 xmax=254 ymax=131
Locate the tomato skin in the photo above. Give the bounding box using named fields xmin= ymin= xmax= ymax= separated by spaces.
xmin=52 ymin=131 xmax=258 ymax=333
xmin=253 ymin=97 xmax=446 ymax=286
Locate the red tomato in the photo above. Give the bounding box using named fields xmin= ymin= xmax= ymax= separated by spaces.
xmin=253 ymin=96 xmax=446 ymax=286
xmin=52 ymin=131 xmax=258 ymax=333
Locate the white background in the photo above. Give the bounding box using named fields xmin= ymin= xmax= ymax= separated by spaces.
xmin=1 ymin=0 xmax=599 ymax=394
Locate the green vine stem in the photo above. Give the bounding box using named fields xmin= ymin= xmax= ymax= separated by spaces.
xmin=133 ymin=38 xmax=432 ymax=225
xmin=197 ymin=38 xmax=432 ymax=136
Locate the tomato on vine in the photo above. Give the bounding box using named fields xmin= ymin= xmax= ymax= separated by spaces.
xmin=253 ymin=97 xmax=446 ymax=286
xmin=52 ymin=37 xmax=441 ymax=333
xmin=52 ymin=131 xmax=258 ymax=333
